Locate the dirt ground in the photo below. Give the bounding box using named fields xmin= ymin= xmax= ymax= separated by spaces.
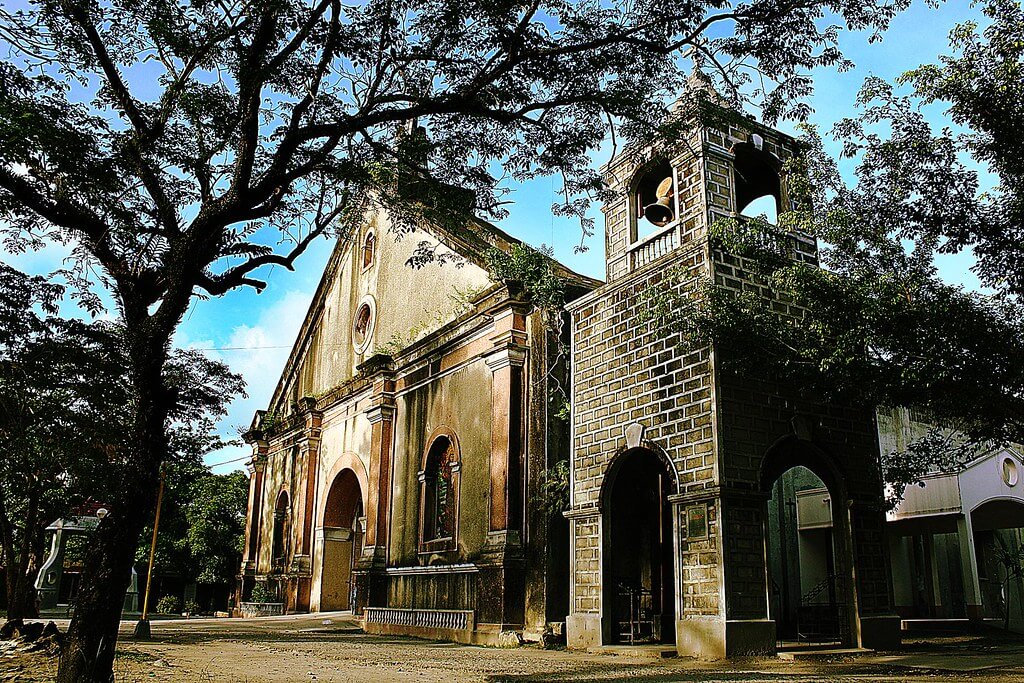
xmin=4 ymin=613 xmax=1024 ymax=682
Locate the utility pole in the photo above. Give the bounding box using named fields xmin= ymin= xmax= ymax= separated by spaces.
xmin=133 ymin=468 xmax=166 ymax=639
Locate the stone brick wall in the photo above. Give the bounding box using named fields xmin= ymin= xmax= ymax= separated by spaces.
xmin=568 ymin=102 xmax=897 ymax=652
xmin=711 ymin=217 xmax=892 ymax=623
xmin=569 ymin=241 xmax=721 ymax=620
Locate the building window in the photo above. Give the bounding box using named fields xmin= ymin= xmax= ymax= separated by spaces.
xmin=272 ymin=490 xmax=290 ymax=569
xmin=419 ymin=433 xmax=461 ymax=553
xmin=361 ymin=231 xmax=376 ymax=270
xmin=1003 ymin=457 xmax=1018 ymax=487
xmin=352 ymin=295 xmax=376 ymax=354
xmin=732 ymin=137 xmax=783 ymax=223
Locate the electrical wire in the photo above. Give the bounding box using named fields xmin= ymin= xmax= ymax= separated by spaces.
xmin=204 ymin=454 xmax=251 ymax=469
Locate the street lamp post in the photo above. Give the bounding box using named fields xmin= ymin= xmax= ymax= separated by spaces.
xmin=133 ymin=469 xmax=166 ymax=639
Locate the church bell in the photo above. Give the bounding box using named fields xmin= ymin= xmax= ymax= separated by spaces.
xmin=642 ymin=177 xmax=675 ymax=227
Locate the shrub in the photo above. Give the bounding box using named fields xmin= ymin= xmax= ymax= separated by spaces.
xmin=183 ymin=598 xmax=201 ymax=616
xmin=155 ymin=594 xmax=181 ymax=615
xmin=250 ymin=582 xmax=276 ymax=603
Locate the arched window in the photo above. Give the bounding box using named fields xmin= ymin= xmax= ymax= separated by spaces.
xmin=732 ymin=139 xmax=783 ymax=223
xmin=418 ymin=434 xmax=461 ymax=553
xmin=361 ymin=231 xmax=376 ymax=270
xmin=632 ymin=159 xmax=676 ymax=237
xmin=272 ymin=490 xmax=290 ymax=568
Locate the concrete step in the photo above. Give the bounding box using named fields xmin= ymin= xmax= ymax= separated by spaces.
xmin=777 ymin=647 xmax=871 ymax=661
xmin=587 ymin=645 xmax=678 ymax=659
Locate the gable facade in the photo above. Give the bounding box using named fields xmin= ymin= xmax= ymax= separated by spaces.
xmin=237 ymin=206 xmax=596 ymax=644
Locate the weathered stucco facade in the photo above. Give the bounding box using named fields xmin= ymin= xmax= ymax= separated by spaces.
xmin=564 ymin=102 xmax=901 ymax=657
xmin=238 ymin=208 xmax=596 ymax=644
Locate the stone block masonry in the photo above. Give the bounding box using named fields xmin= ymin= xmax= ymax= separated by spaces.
xmin=566 ymin=99 xmax=900 ymax=657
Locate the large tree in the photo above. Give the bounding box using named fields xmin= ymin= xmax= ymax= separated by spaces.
xmin=0 ymin=0 xmax=912 ymax=679
xmin=642 ymin=0 xmax=1024 ymax=501
xmin=0 ymin=264 xmax=242 ymax=623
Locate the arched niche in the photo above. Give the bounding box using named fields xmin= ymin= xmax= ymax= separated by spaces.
xmin=418 ymin=428 xmax=462 ymax=556
xmin=272 ymin=490 xmax=291 ymax=567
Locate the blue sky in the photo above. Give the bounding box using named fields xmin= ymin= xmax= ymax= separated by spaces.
xmin=1 ymin=1 xmax=989 ymax=472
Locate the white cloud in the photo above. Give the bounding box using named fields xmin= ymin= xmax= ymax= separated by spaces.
xmin=180 ymin=289 xmax=315 ymax=472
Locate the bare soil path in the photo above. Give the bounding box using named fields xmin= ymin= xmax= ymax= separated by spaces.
xmin=4 ymin=613 xmax=1024 ymax=682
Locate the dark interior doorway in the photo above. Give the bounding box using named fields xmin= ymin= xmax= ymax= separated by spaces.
xmin=605 ymin=448 xmax=676 ymax=644
xmin=766 ymin=465 xmax=840 ymax=644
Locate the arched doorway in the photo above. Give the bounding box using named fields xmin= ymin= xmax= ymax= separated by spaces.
xmin=320 ymin=470 xmax=363 ymax=611
xmin=766 ymin=466 xmax=839 ymax=643
xmin=603 ymin=448 xmax=677 ymax=644
xmin=970 ymin=498 xmax=1024 ymax=629
xmin=761 ymin=438 xmax=858 ymax=647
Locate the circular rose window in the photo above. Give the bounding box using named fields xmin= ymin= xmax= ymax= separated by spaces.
xmin=352 ymin=296 xmax=376 ymax=353
xmin=1002 ymin=457 xmax=1018 ymax=487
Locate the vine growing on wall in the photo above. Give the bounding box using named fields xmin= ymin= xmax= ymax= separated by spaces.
xmin=485 ymin=244 xmax=565 ymax=316
xmin=485 ymin=244 xmax=572 ymax=423
xmin=377 ymin=284 xmax=485 ymax=358
xmin=535 ymin=459 xmax=571 ymax=518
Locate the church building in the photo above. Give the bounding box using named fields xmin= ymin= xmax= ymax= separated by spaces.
xmin=238 ymin=97 xmax=902 ymax=657
xmin=237 ymin=205 xmax=598 ymax=644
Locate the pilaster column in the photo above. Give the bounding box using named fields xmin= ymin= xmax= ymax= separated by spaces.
xmin=241 ymin=433 xmax=269 ymax=569
xmin=238 ymin=430 xmax=268 ymax=608
xmin=478 ymin=299 xmax=530 ymax=629
xmin=483 ymin=302 xmax=529 ymax=539
xmin=287 ymin=400 xmax=322 ymax=611
xmin=297 ymin=398 xmax=323 ymax=559
xmin=360 ymin=355 xmax=397 ymax=558
xmin=958 ymin=515 xmax=984 ymax=619
xmin=355 ymin=355 xmax=396 ymax=611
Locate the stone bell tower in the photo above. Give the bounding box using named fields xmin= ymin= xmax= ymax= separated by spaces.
xmin=564 ymin=96 xmax=900 ymax=657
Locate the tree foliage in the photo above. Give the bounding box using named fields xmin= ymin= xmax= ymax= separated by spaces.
xmin=139 ymin=467 xmax=248 ymax=590
xmin=0 ymin=0 xmax=916 ymax=678
xmin=0 ymin=263 xmax=243 ymax=620
xmin=641 ymin=0 xmax=1024 ymax=503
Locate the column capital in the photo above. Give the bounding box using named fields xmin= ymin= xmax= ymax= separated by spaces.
xmin=563 ymin=506 xmax=601 ymax=521
xmin=482 ymin=287 xmax=532 ymax=315
xmin=364 ymin=365 xmax=396 ymax=423
xmin=485 ymin=346 xmax=527 ymax=372
xmin=246 ymin=458 xmax=267 ymax=476
xmin=364 ymin=404 xmax=396 ymax=425
xmin=357 ymin=353 xmax=395 ymax=378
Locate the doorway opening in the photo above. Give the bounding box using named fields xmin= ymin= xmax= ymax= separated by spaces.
xmin=604 ymin=448 xmax=676 ymax=644
xmin=766 ymin=465 xmax=841 ymax=645
xmin=320 ymin=469 xmax=363 ymax=611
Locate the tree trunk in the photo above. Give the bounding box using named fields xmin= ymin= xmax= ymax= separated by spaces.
xmin=0 ymin=511 xmax=17 ymax=619
xmin=55 ymin=327 xmax=171 ymax=683
xmin=0 ymin=483 xmax=38 ymax=621
xmin=10 ymin=484 xmax=41 ymax=620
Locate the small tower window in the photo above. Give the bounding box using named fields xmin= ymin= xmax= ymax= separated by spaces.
xmin=633 ymin=160 xmax=676 ymax=236
xmin=733 ymin=140 xmax=782 ymax=223
xmin=361 ymin=231 xmax=376 ymax=270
